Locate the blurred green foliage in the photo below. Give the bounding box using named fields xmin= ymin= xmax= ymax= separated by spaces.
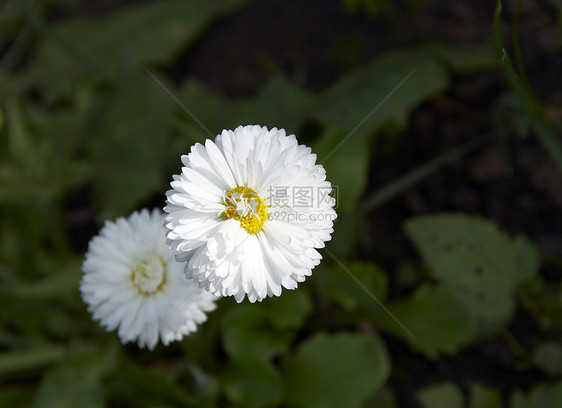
xmin=0 ymin=0 xmax=561 ymax=407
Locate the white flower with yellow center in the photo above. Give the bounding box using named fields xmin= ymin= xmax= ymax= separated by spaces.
xmin=164 ymin=125 xmax=337 ymax=303
xmin=80 ymin=209 xmax=217 ymax=350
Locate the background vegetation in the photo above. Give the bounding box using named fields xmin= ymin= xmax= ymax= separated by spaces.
xmin=0 ymin=0 xmax=561 ymax=407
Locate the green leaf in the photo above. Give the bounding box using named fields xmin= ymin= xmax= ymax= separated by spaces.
xmin=512 ymin=235 xmax=542 ymax=285
xmin=221 ymin=304 xmax=293 ymax=362
xmin=0 ymin=387 xmax=33 ymax=408
xmin=32 ymin=347 xmax=118 ymax=408
xmin=220 ymin=290 xmax=312 ymax=363
xmin=0 ymin=101 xmax=92 ymax=204
xmin=179 ymin=48 xmax=451 ymax=215
xmin=311 ymin=52 xmax=448 ymax=214
xmin=311 ymin=50 xmax=448 ymax=133
xmin=176 ymin=45 xmax=490 ymax=223
xmin=222 ymin=358 xmax=282 ymax=408
xmin=285 ymin=332 xmax=390 ymax=408
xmin=324 ymin=211 xmax=364 ymax=257
xmin=312 ymin=129 xmax=369 ymax=214
xmin=22 ymin=0 xmax=250 ymax=95
xmin=11 ymin=256 xmax=82 ymax=300
xmin=4 ymin=101 xmax=38 ymax=170
xmin=421 ymin=43 xmax=498 ymax=73
xmin=417 ymin=382 xmax=464 ymax=408
xmin=321 ymin=260 xmax=388 ymax=311
xmin=0 ymin=162 xmax=90 ymax=204
xmin=511 ymin=380 xmax=562 ymax=408
xmin=0 ymin=346 xmax=66 ymax=378
xmin=404 ymin=213 xmax=540 ymax=290
xmin=263 ymin=288 xmax=313 ymax=330
xmin=404 ymin=213 xmax=540 ymax=337
xmin=454 ymin=286 xmax=515 ymax=339
xmin=179 ymin=74 xmax=311 ymax=136
xmin=469 ymin=383 xmax=503 ymax=408
xmin=376 ymin=284 xmax=477 ymax=359
xmin=533 ymin=342 xmax=562 ymax=376
xmin=367 ymin=387 xmax=398 ymax=408
xmin=519 ymin=278 xmax=562 ymax=333
xmin=87 ymin=73 xmax=181 ymax=220
xmin=110 ymin=365 xmax=194 ymax=408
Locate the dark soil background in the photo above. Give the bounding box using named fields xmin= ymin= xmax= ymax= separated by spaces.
xmin=49 ymin=0 xmax=562 ymax=406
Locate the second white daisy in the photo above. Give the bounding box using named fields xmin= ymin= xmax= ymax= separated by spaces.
xmin=80 ymin=209 xmax=217 ymax=350
xmin=164 ymin=125 xmax=337 ymax=303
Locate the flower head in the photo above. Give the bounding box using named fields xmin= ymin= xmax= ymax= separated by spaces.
xmin=165 ymin=125 xmax=337 ymax=303
xmin=80 ymin=209 xmax=217 ymax=350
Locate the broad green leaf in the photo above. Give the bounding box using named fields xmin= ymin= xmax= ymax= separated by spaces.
xmin=221 ymin=304 xmax=293 ymax=362
xmin=512 ymin=235 xmax=541 ymax=285
xmin=110 ymin=365 xmax=194 ymax=408
xmin=375 ymin=284 xmax=477 ymax=359
xmin=285 ymin=332 xmax=390 ymax=408
xmin=181 ymin=309 xmax=223 ymax=368
xmin=321 ymin=260 xmax=388 ymax=311
xmin=469 ymin=383 xmax=503 ymax=408
xmin=222 ymin=358 xmax=282 ymax=408
xmin=32 ymin=347 xmax=118 ymax=408
xmin=312 ymin=129 xmax=369 ymax=214
xmin=421 ymin=43 xmax=498 ymax=73
xmin=367 ymin=387 xmax=398 ymax=408
xmin=511 ymin=380 xmax=562 ymax=408
xmin=310 ymin=50 xmax=448 ymax=133
xmin=221 ymin=289 xmax=312 ymax=362
xmin=22 ymin=0 xmax=250 ymax=96
xmin=404 ymin=213 xmax=540 ymax=290
xmin=533 ymin=342 xmax=562 ymax=376
xmin=404 ymin=213 xmax=540 ymax=337
xmin=324 ymin=211 xmax=364 ymax=257
xmin=453 ymin=286 xmax=515 ymax=339
xmin=263 ymin=288 xmax=313 ymax=330
xmin=417 ymin=382 xmax=464 ymax=408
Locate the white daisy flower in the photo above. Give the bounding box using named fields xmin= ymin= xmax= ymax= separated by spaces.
xmin=164 ymin=125 xmax=337 ymax=303
xmin=80 ymin=209 xmax=217 ymax=350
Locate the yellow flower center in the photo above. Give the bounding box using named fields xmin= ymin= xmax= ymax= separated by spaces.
xmin=131 ymin=256 xmax=166 ymax=295
xmin=222 ymin=186 xmax=267 ymax=234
